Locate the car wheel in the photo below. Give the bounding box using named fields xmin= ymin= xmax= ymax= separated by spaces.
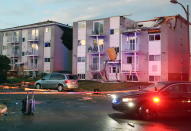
xmin=138 ymin=106 xmax=157 ymax=120
xmin=57 ymin=85 xmax=63 ymax=92
xmin=36 ymin=84 xmax=41 ymax=89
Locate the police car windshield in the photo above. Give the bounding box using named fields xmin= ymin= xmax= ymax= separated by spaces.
xmin=143 ymin=83 xmax=165 ymax=92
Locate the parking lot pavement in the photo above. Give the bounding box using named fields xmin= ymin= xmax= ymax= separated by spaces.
xmin=0 ymin=94 xmax=191 ymax=131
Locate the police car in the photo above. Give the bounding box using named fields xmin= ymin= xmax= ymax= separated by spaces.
xmin=111 ymin=82 xmax=191 ymax=120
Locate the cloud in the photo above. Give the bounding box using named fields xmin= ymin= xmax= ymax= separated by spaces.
xmin=40 ymin=0 xmax=170 ymax=25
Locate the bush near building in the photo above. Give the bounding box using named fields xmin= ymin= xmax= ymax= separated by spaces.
xmin=0 ymin=55 xmax=11 ymax=83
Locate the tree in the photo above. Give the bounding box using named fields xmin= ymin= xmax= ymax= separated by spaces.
xmin=0 ymin=55 xmax=11 ymax=82
xmin=60 ymin=26 xmax=73 ymax=50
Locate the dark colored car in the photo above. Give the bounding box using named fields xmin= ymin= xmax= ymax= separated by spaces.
xmin=112 ymin=82 xmax=191 ymax=120
xmin=35 ymin=73 xmax=78 ymax=92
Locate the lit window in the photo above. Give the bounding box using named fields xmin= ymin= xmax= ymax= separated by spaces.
xmin=45 ymin=27 xmax=51 ymax=32
xmin=78 ymin=40 xmax=86 ymax=46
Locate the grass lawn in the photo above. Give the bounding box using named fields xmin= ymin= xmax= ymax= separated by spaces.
xmin=78 ymin=80 xmax=152 ymax=91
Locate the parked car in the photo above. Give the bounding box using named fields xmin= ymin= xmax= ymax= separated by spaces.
xmin=111 ymin=81 xmax=191 ymax=120
xmin=35 ymin=73 xmax=78 ymax=91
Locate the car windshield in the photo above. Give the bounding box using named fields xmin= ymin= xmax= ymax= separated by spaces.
xmin=67 ymin=75 xmax=78 ymax=80
xmin=142 ymin=82 xmax=166 ymax=92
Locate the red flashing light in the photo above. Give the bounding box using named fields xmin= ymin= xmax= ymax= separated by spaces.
xmin=153 ymin=97 xmax=160 ymax=103
xmin=65 ymin=80 xmax=70 ymax=84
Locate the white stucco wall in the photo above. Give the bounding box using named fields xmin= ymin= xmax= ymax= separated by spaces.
xmin=109 ymin=17 xmax=120 ymax=47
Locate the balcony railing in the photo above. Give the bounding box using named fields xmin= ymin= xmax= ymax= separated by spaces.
xmin=89 ymin=31 xmax=105 ymax=36
xmin=28 ymin=36 xmax=39 ymax=42
xmin=25 ymin=51 xmax=38 ymax=56
xmin=6 ymin=38 xmax=20 ymax=44
xmin=89 ymin=64 xmax=99 ymax=71
xmin=88 ymin=45 xmax=104 ymax=53
xmin=23 ymin=64 xmax=38 ymax=71
xmin=121 ymin=64 xmax=139 ymax=72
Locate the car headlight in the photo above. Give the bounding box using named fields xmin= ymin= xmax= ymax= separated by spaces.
xmin=122 ymin=98 xmax=134 ymax=102
xmin=111 ymin=94 xmax=117 ymax=99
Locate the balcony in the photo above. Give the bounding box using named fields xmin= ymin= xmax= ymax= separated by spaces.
xmin=6 ymin=38 xmax=20 ymax=44
xmin=121 ymin=64 xmax=139 ymax=72
xmin=25 ymin=51 xmax=38 ymax=57
xmin=88 ymin=45 xmax=104 ymax=54
xmin=27 ymin=36 xmax=39 ymax=42
xmin=89 ymin=64 xmax=99 ymax=71
xmin=10 ymin=53 xmax=20 ymax=58
xmin=23 ymin=64 xmax=38 ymax=71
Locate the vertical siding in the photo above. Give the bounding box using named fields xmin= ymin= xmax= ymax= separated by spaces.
xmin=72 ymin=22 xmax=78 ymax=74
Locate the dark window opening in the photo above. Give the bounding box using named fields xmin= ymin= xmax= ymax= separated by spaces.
xmin=45 ymin=43 xmax=51 ymax=47
xmin=127 ymin=57 xmax=132 ymax=64
xmin=110 ymin=29 xmax=114 ymax=35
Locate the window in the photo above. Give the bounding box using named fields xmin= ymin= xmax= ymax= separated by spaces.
xmin=110 ymin=29 xmax=114 ymax=35
xmin=22 ymin=52 xmax=25 ymax=56
xmin=45 ymin=42 xmax=51 ymax=47
xmin=45 ymin=58 xmax=50 ymax=62
xmin=129 ymin=38 xmax=136 ymax=50
xmin=149 ymin=55 xmax=160 ymax=61
xmin=31 ymin=58 xmax=38 ymax=64
xmin=127 ymin=57 xmax=132 ymax=64
xmin=110 ymin=67 xmax=119 ymax=73
xmin=78 ymin=57 xmax=86 ymax=62
xmin=127 ymin=75 xmax=138 ymax=81
xmin=67 ymin=75 xmax=78 ymax=80
xmin=149 ymin=34 xmax=160 ymax=41
xmin=78 ymin=74 xmax=86 ymax=80
xmin=93 ymin=39 xmax=104 ymax=46
xmin=155 ymin=34 xmax=160 ymax=40
xmin=45 ymin=27 xmax=51 ymax=33
xmin=149 ymin=35 xmax=155 ymax=41
xmin=149 ymin=76 xmax=160 ymax=81
xmin=93 ymin=21 xmax=104 ymax=35
xmin=78 ymin=40 xmax=86 ymax=46
xmin=22 ymin=38 xmax=25 ymax=42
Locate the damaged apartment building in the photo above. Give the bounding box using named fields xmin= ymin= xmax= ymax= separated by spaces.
xmin=73 ymin=15 xmax=190 ymax=82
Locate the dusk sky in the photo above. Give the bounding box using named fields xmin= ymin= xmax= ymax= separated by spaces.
xmin=0 ymin=0 xmax=190 ymax=29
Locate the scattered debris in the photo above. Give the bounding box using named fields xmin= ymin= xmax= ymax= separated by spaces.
xmin=127 ymin=121 xmax=135 ymax=128
xmin=0 ymin=104 xmax=8 ymax=115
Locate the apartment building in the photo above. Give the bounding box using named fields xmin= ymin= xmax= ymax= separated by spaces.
xmin=73 ymin=15 xmax=190 ymax=82
xmin=0 ymin=21 xmax=72 ymax=76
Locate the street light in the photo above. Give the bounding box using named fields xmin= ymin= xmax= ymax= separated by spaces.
xmin=170 ymin=0 xmax=190 ymax=80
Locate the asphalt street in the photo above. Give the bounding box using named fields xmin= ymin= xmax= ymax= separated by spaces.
xmin=0 ymin=93 xmax=191 ymax=131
